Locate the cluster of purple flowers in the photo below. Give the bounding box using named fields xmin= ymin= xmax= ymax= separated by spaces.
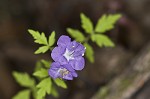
xmin=49 ymin=35 xmax=86 ymax=80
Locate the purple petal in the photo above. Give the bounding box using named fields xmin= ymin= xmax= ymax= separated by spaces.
xmin=69 ymin=57 xmax=85 ymax=70
xmin=63 ymin=64 xmax=74 ymax=72
xmin=72 ymin=72 xmax=78 ymax=77
xmin=62 ymin=64 xmax=78 ymax=77
xmin=49 ymin=62 xmax=77 ymax=80
xmin=57 ymin=35 xmax=71 ymax=47
xmin=63 ymin=73 xmax=73 ymax=80
xmin=58 ymin=56 xmax=68 ymax=65
xmin=67 ymin=41 xmax=79 ymax=51
xmin=51 ymin=46 xmax=65 ymax=62
xmin=67 ymin=41 xmax=85 ymax=57
xmin=49 ymin=62 xmax=61 ymax=79
xmin=73 ymin=43 xmax=85 ymax=57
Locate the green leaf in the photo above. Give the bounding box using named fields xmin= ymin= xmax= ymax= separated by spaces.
xmin=33 ymin=68 xmax=48 ymax=78
xmin=41 ymin=59 xmax=51 ymax=68
xmin=34 ymin=61 xmax=43 ymax=72
xmin=67 ymin=28 xmax=85 ymax=42
xmin=54 ymin=78 xmax=67 ymax=89
xmin=80 ymin=13 xmax=93 ymax=34
xmin=34 ymin=46 xmax=49 ymax=54
xmin=28 ymin=29 xmax=48 ymax=45
xmin=12 ymin=89 xmax=30 ymax=99
xmin=84 ymin=43 xmax=94 ymax=63
xmin=91 ymin=34 xmax=115 ymax=47
xmin=34 ymin=60 xmax=51 ymax=72
xmin=95 ymin=14 xmax=121 ymax=33
xmin=12 ymin=71 xmax=35 ymax=88
xmin=48 ymin=31 xmax=55 ymax=46
xmin=28 ymin=29 xmax=41 ymax=40
xmin=36 ymin=78 xmax=52 ymax=99
xmin=51 ymin=86 xmax=59 ymax=98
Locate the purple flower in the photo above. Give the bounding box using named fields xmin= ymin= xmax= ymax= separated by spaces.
xmin=51 ymin=35 xmax=86 ymax=70
xmin=49 ymin=62 xmax=78 ymax=80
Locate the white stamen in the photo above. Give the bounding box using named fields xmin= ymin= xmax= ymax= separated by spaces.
xmin=63 ymin=48 xmax=74 ymax=61
xmin=58 ymin=68 xmax=69 ymax=77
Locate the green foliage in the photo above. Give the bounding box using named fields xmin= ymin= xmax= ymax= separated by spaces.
xmin=67 ymin=13 xmax=121 ymax=63
xmin=36 ymin=78 xmax=52 ymax=99
xmin=34 ymin=46 xmax=49 ymax=54
xmin=12 ymin=89 xmax=31 ymax=99
xmin=84 ymin=43 xmax=94 ymax=63
xmin=80 ymin=13 xmax=94 ymax=34
xmin=13 ymin=13 xmax=121 ymax=99
xmin=96 ymin=86 xmax=109 ymax=99
xmin=28 ymin=29 xmax=48 ymax=45
xmin=41 ymin=59 xmax=51 ymax=68
xmin=13 ymin=71 xmax=35 ymax=88
xmin=54 ymin=78 xmax=67 ymax=89
xmin=33 ymin=68 xmax=48 ymax=78
xmin=51 ymin=86 xmax=59 ymax=98
xmin=67 ymin=28 xmax=85 ymax=42
xmin=91 ymin=34 xmax=115 ymax=47
xmin=13 ymin=59 xmax=60 ymax=99
xmin=95 ymin=14 xmax=121 ymax=33
xmin=28 ymin=29 xmax=56 ymax=54
xmin=48 ymin=31 xmax=55 ymax=46
xmin=34 ymin=59 xmax=51 ymax=72
xmin=34 ymin=61 xmax=43 ymax=72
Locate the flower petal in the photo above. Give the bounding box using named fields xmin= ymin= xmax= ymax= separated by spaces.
xmin=67 ymin=41 xmax=85 ymax=57
xmin=62 ymin=64 xmax=78 ymax=77
xmin=69 ymin=57 xmax=85 ymax=70
xmin=49 ymin=62 xmax=61 ymax=79
xmin=58 ymin=56 xmax=68 ymax=65
xmin=72 ymin=72 xmax=78 ymax=77
xmin=51 ymin=46 xmax=65 ymax=62
xmin=67 ymin=41 xmax=79 ymax=51
xmin=49 ymin=62 xmax=77 ymax=80
xmin=62 ymin=64 xmax=74 ymax=71
xmin=63 ymin=73 xmax=73 ymax=80
xmin=73 ymin=43 xmax=85 ymax=57
xmin=57 ymin=35 xmax=71 ymax=47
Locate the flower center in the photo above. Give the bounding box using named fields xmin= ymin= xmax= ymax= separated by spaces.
xmin=63 ymin=48 xmax=74 ymax=61
xmin=59 ymin=68 xmax=69 ymax=77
